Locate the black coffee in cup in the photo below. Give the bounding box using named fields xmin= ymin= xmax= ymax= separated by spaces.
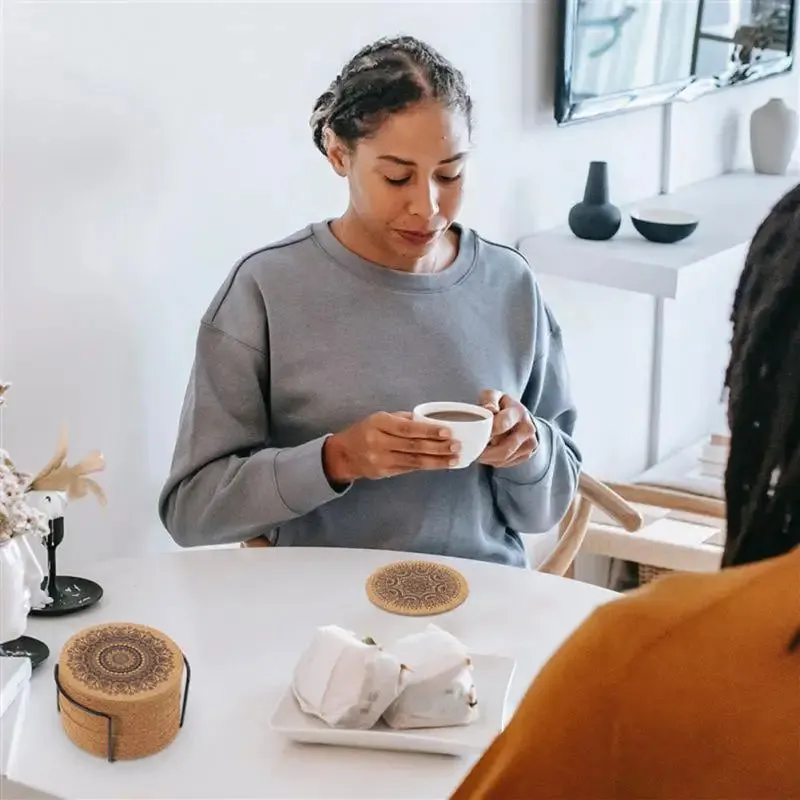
xmin=425 ymin=411 xmax=486 ymax=423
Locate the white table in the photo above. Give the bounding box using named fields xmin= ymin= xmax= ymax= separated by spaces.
xmin=2 ymin=547 xmax=617 ymax=799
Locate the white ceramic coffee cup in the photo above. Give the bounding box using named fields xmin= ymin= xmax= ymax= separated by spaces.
xmin=413 ymin=401 xmax=494 ymax=469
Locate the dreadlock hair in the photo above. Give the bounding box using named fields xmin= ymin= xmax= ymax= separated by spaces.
xmin=309 ymin=35 xmax=473 ymax=157
xmin=723 ymin=181 xmax=800 ymax=573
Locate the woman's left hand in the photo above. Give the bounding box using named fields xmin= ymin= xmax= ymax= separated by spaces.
xmin=477 ymin=390 xmax=538 ymax=469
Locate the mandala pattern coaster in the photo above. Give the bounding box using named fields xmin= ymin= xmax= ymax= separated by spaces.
xmin=55 ymin=622 xmax=190 ymax=761
xmin=366 ymin=560 xmax=469 ymax=616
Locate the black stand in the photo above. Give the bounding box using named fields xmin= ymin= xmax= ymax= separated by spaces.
xmin=0 ymin=636 xmax=50 ymax=669
xmin=30 ymin=516 xmax=103 ymax=617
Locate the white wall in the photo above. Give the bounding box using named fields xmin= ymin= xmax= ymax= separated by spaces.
xmin=1 ymin=1 xmax=798 ymax=569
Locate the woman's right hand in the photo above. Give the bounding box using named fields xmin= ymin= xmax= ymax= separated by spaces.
xmin=322 ymin=412 xmax=460 ymax=484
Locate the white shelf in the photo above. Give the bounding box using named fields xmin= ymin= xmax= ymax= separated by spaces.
xmin=517 ymin=170 xmax=800 ymax=299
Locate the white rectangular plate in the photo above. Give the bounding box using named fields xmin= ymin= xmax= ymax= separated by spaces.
xmin=270 ymin=653 xmax=516 ymax=757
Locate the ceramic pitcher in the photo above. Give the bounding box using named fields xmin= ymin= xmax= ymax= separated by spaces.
xmin=0 ymin=539 xmax=31 ymax=644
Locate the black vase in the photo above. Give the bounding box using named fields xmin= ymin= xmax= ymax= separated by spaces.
xmin=568 ymin=161 xmax=621 ymax=241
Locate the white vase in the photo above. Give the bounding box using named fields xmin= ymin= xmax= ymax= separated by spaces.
xmin=750 ymin=98 xmax=799 ymax=175
xmin=0 ymin=539 xmax=31 ymax=644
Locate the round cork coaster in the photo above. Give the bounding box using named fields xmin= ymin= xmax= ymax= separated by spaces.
xmin=56 ymin=622 xmax=187 ymax=761
xmin=366 ymin=560 xmax=469 ymax=616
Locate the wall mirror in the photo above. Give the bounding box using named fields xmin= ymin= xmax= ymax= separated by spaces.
xmin=556 ymin=0 xmax=796 ymax=124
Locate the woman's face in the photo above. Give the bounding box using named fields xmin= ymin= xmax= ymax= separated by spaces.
xmin=327 ymin=102 xmax=470 ymax=264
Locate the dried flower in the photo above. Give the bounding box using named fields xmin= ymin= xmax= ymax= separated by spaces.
xmin=0 ymin=450 xmax=50 ymax=544
xmin=0 ymin=382 xmax=52 ymax=545
xmin=0 ymin=382 xmax=105 ymax=546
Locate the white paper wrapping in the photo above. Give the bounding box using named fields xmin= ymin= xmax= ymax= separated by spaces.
xmin=382 ymin=624 xmax=478 ymax=730
xmin=292 ymin=625 xmax=404 ymax=729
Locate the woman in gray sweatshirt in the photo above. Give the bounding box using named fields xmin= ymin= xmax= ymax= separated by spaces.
xmin=158 ymin=35 xmax=582 ymax=567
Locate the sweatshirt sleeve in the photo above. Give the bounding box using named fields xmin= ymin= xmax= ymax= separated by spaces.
xmin=490 ymin=287 xmax=581 ymax=535
xmin=158 ymin=309 xmax=346 ymax=548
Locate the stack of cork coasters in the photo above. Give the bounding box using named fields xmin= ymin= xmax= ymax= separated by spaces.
xmin=54 ymin=622 xmax=190 ymax=761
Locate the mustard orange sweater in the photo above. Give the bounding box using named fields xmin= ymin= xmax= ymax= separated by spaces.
xmin=453 ymin=547 xmax=800 ymax=799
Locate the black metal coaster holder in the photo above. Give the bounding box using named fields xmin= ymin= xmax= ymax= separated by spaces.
xmin=53 ymin=653 xmax=191 ymax=763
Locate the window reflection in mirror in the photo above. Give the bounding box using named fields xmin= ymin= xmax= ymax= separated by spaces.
xmin=571 ymin=0 xmax=793 ymax=102
xmin=694 ymin=0 xmax=793 ymax=78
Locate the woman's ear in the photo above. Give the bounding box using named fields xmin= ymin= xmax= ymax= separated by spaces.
xmin=325 ymin=131 xmax=351 ymax=177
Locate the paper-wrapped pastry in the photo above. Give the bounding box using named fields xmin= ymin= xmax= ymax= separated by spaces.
xmin=382 ymin=624 xmax=478 ymax=730
xmin=292 ymin=625 xmax=404 ymax=729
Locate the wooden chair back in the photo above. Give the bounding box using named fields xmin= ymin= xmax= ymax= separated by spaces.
xmin=537 ymin=473 xmax=642 ymax=576
xmin=602 ymin=482 xmax=725 ymax=519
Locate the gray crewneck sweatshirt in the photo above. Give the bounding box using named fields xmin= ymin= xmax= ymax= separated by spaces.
xmin=158 ymin=221 xmax=581 ymax=567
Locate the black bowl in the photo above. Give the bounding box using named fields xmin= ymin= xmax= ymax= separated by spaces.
xmin=631 ymin=208 xmax=699 ymax=244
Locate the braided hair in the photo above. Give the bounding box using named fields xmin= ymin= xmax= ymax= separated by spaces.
xmin=723 ymin=182 xmax=800 ymax=572
xmin=309 ymin=35 xmax=473 ymax=156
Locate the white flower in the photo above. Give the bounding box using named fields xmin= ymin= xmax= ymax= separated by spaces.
xmin=0 ymin=449 xmax=50 ymax=543
xmin=1 ymin=470 xmax=22 ymax=502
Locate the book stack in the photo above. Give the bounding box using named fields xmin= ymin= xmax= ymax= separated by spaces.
xmin=697 ymin=434 xmax=730 ymax=481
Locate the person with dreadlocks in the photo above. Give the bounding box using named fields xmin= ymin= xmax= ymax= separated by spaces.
xmin=451 ymin=186 xmax=800 ymax=800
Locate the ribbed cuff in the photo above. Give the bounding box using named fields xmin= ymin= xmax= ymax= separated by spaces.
xmin=496 ymin=417 xmax=554 ymax=484
xmin=273 ymin=435 xmax=350 ymax=515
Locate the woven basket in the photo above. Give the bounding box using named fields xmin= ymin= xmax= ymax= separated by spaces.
xmin=637 ymin=563 xmax=675 ymax=585
xmin=55 ymin=622 xmax=190 ymax=761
